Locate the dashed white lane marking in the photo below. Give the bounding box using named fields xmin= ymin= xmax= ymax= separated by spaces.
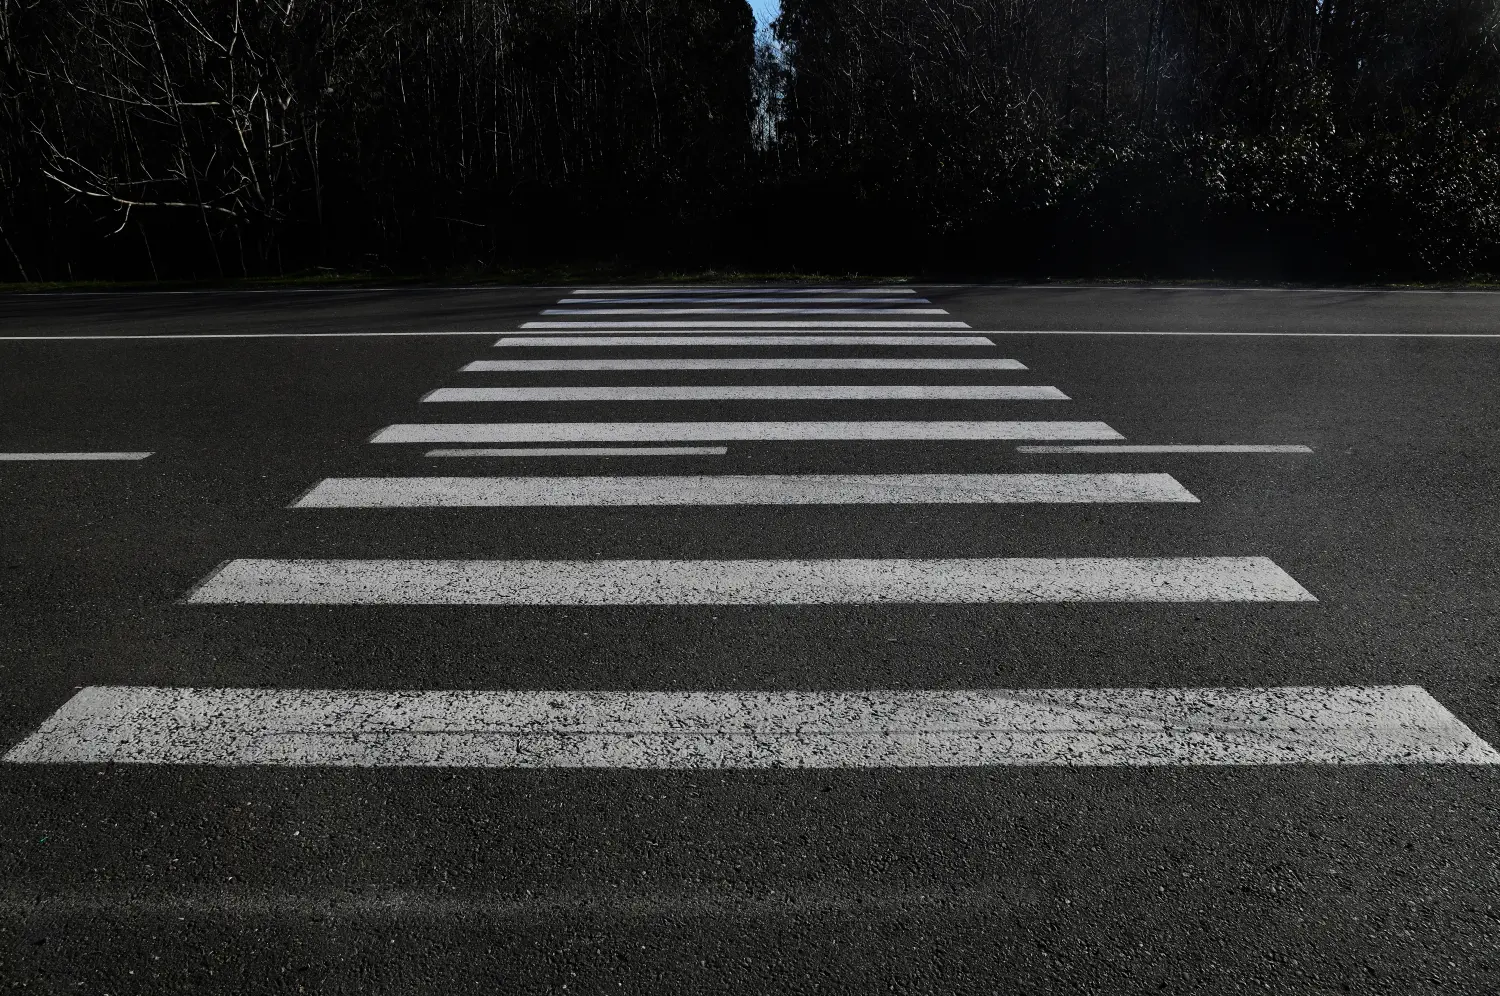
xmin=425 ymin=446 xmax=729 ymax=458
xmin=370 ymin=421 xmax=1123 ymax=444
xmin=568 ymin=287 xmax=918 ymax=295
xmin=422 ymin=385 xmax=1068 ymax=402
xmin=542 ymin=308 xmax=951 ymax=315
xmin=494 ymin=335 xmax=995 ymax=347
xmin=0 ymin=451 xmax=153 ymax=461
xmin=1019 ymin=444 xmax=1314 ymax=454
xmin=184 ymin=556 xmax=1314 ymax=605
xmin=294 ymin=473 xmax=1198 ymax=508
xmin=521 ymin=321 xmax=971 ymax=329
xmin=464 ymin=358 xmax=1025 ymax=371
xmin=563 ymin=297 xmax=934 ymax=305
xmin=19 ymin=685 xmax=1482 ymax=767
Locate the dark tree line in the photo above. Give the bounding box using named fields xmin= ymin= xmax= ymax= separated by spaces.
xmin=2 ymin=0 xmax=1499 ymax=280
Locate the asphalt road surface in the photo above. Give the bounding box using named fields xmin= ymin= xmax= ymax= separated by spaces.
xmin=3 ymin=285 xmax=1499 ymax=993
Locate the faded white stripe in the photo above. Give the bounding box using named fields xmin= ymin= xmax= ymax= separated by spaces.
xmin=184 ymin=556 xmax=1314 ymax=605
xmin=0 ymin=451 xmax=153 ymax=461
xmin=494 ymin=335 xmax=995 ymax=347
xmin=294 ymin=473 xmax=1197 ymax=508
xmin=562 ymin=297 xmax=934 ymax=305
xmin=569 ymin=287 xmax=918 ymax=295
xmin=370 ymin=421 xmax=1123 ymax=444
xmin=1019 ymin=444 xmax=1315 ymax=454
xmin=464 ymin=358 xmax=1025 ymax=371
xmin=426 ymin=447 xmax=728 ymax=458
xmin=422 ymin=385 xmax=1068 ymax=402
xmin=16 ymin=685 xmax=1483 ymax=768
xmin=521 ymin=321 xmax=971 ymax=329
xmin=542 ymin=308 xmax=950 ymax=315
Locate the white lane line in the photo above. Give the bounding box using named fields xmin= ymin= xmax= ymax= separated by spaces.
xmin=543 ymin=308 xmax=950 ymax=315
xmin=12 ymin=685 xmax=1490 ymax=768
xmin=569 ymin=287 xmax=918 ymax=295
xmin=464 ymin=358 xmax=1025 ymax=371
xmin=16 ymin=330 xmax=1500 ymax=342
xmin=563 ymin=297 xmax=934 ymax=304
xmin=1019 ymin=444 xmax=1314 ymax=454
xmin=184 ymin=556 xmax=1314 ymax=605
xmin=294 ymin=473 xmax=1198 ymax=508
xmin=422 ymin=385 xmax=1068 ymax=402
xmin=0 ymin=451 xmax=153 ymax=461
xmin=495 ymin=335 xmax=995 ymax=347
xmin=426 ymin=446 xmax=729 ymax=458
xmin=521 ymin=321 xmax=971 ymax=329
xmin=0 ymin=331 xmax=506 ymax=342
xmin=370 ymin=421 xmax=1124 ymax=444
xmin=975 ymin=330 xmax=1500 ymax=338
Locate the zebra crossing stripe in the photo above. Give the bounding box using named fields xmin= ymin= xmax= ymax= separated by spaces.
xmin=426 ymin=446 xmax=729 ymax=458
xmin=463 ymin=358 xmax=1026 ymax=371
xmin=541 ymin=308 xmax=951 ymax=316
xmin=369 ymin=421 xmax=1122 ymax=444
xmin=562 ymin=297 xmax=935 ymax=305
xmin=421 ymin=385 xmax=1068 ymax=402
xmin=567 ymin=287 xmax=919 ymax=295
xmin=11 ymin=685 xmax=1489 ymax=768
xmin=0 ymin=452 xmax=153 ymax=461
xmin=494 ymin=334 xmax=990 ymax=345
xmin=521 ymin=321 xmax=972 ymax=329
xmin=293 ymin=473 xmax=1198 ymax=508
xmin=183 ymin=556 xmax=1314 ymax=605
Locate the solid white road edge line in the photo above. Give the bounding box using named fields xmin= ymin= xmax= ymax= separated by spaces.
xmin=369 ymin=421 xmax=1123 ymax=443
xmin=293 ymin=473 xmax=1198 ymax=507
xmin=182 ymin=556 xmax=1315 ymax=605
xmin=11 ymin=685 xmax=1490 ymax=767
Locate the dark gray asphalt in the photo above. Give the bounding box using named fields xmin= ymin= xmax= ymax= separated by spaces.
xmin=2 ymin=287 xmax=1498 ymax=993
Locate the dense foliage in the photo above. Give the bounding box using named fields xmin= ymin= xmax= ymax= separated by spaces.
xmin=3 ymin=0 xmax=1499 ymax=279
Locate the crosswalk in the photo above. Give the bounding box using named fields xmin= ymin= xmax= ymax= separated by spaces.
xmin=6 ymin=286 xmax=1495 ymax=767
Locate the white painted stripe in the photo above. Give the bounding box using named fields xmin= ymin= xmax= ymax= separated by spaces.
xmin=494 ymin=335 xmax=995 ymax=347
xmin=185 ymin=556 xmax=1314 ymax=605
xmin=425 ymin=446 xmax=728 ymax=458
xmin=0 ymin=331 xmax=506 ymax=342
xmin=294 ymin=473 xmax=1198 ymax=508
xmin=0 ymin=451 xmax=153 ymax=461
xmin=521 ymin=322 xmax=971 ymax=329
xmin=17 ymin=331 xmax=1500 ymax=342
xmin=12 ymin=685 xmax=1490 ymax=768
xmin=1019 ymin=444 xmax=1315 ymax=454
xmin=569 ymin=287 xmax=918 ymax=295
xmin=563 ymin=297 xmax=934 ymax=304
xmin=370 ymin=421 xmax=1123 ymax=444
xmin=422 ymin=385 xmax=1068 ymax=402
xmin=543 ymin=308 xmax=950 ymax=315
xmin=464 ymin=358 xmax=1025 ymax=371
xmin=971 ymin=330 xmax=1500 ymax=339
